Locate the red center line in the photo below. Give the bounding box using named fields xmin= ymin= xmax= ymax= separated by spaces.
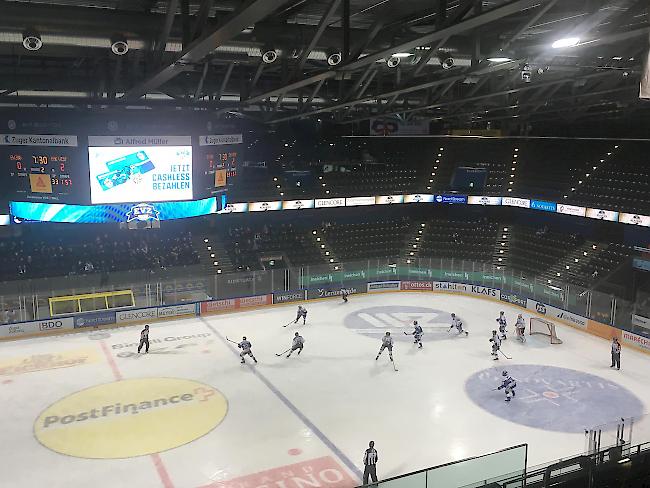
xmin=98 ymin=339 xmax=175 ymax=488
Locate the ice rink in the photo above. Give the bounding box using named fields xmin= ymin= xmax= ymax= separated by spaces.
xmin=2 ymin=291 xmax=650 ymax=488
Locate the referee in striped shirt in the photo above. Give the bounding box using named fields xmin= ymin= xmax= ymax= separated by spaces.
xmin=363 ymin=441 xmax=378 ymax=485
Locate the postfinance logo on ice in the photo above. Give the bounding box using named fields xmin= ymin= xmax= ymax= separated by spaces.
xmin=34 ymin=377 xmax=227 ymax=459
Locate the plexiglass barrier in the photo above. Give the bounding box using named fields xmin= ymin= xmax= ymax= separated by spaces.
xmin=0 ymin=257 xmax=647 ymax=338
xmin=358 ymin=444 xmax=527 ymax=488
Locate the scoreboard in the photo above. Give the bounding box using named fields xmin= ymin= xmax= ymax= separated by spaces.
xmin=196 ymin=135 xmax=241 ymax=198
xmin=1 ymin=134 xmax=89 ymax=204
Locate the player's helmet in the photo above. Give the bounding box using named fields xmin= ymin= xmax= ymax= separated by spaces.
xmin=295 ymin=332 xmax=299 ymax=336
xmin=413 ymin=320 xmax=418 ymax=325
xmin=243 ymin=336 xmax=246 ymax=340
xmin=502 ymin=371 xmax=508 ymax=376
xmin=451 ymin=313 xmax=455 ymax=317
xmin=386 ymin=331 xmax=391 ymax=336
xmin=492 ymin=330 xmax=497 ymax=334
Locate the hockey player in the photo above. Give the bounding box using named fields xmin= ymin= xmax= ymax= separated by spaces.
xmin=405 ymin=320 xmax=423 ymax=348
xmin=489 ymin=330 xmax=501 ymax=360
xmin=496 ymin=311 xmax=507 ymax=340
xmin=294 ymin=305 xmax=308 ymax=325
xmin=341 ymin=288 xmax=348 ymax=303
xmin=497 ymin=370 xmax=517 ymax=401
xmin=375 ymin=332 xmax=394 ymax=361
xmin=238 ymin=336 xmax=257 ymax=364
xmin=137 ymin=325 xmax=150 ymax=353
xmin=287 ymin=332 xmax=304 ymax=358
xmin=515 ymin=314 xmax=526 ymax=342
xmin=449 ymin=313 xmax=468 ymax=336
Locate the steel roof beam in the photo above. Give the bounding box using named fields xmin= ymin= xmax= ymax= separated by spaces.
xmin=123 ymin=0 xmax=290 ymax=99
xmin=244 ymin=0 xmax=552 ymax=105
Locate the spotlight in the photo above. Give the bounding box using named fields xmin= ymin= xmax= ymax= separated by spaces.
xmin=262 ymin=47 xmax=278 ymax=64
xmin=487 ymin=57 xmax=511 ymax=62
xmin=386 ymin=56 xmax=401 ymax=68
xmin=22 ymin=30 xmax=42 ymax=51
xmin=552 ymin=37 xmax=580 ymax=49
xmin=326 ymin=49 xmax=342 ymax=66
xmin=110 ymin=35 xmax=129 ymax=55
xmin=441 ymin=57 xmax=454 ymax=70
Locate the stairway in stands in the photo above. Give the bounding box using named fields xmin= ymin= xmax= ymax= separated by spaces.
xmin=193 ymin=234 xmax=233 ymax=274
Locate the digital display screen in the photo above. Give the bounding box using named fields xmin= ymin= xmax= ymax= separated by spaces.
xmin=88 ymin=136 xmax=193 ymax=204
xmin=0 ymin=134 xmax=88 ymax=203
xmin=196 ymin=135 xmax=242 ymax=198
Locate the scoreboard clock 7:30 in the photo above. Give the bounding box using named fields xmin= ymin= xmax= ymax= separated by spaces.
xmin=0 ymin=134 xmax=89 ymax=204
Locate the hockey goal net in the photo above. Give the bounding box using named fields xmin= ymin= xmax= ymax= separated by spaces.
xmin=530 ymin=317 xmax=563 ymax=344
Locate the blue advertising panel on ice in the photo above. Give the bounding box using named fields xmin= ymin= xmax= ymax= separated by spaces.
xmin=10 ymin=198 xmax=217 ymax=223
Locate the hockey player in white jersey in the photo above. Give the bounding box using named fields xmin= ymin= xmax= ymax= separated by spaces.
xmin=375 ymin=332 xmax=394 ymax=361
xmin=515 ymin=314 xmax=526 ymax=342
xmin=497 ymin=370 xmax=517 ymax=401
xmin=294 ymin=306 xmax=308 ymax=325
xmin=405 ymin=320 xmax=423 ymax=348
xmin=286 ymin=332 xmax=305 ymax=358
xmin=238 ymin=336 xmax=258 ymax=364
xmin=489 ymin=330 xmax=501 ymax=360
xmin=496 ymin=311 xmax=507 ymax=340
xmin=449 ymin=313 xmax=468 ymax=336
xmin=341 ymin=288 xmax=348 ymax=303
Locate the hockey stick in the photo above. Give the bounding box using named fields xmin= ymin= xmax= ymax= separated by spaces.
xmin=499 ymin=349 xmax=512 ymax=360
xmin=225 ymin=336 xmax=238 ymax=345
xmin=282 ymin=320 xmax=295 ymax=328
xmin=403 ymin=331 xmax=412 ymax=335
xmin=391 ymin=359 xmax=398 ymax=372
xmin=275 ymin=348 xmax=291 ymax=357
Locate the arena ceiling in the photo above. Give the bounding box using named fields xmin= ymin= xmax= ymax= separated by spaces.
xmin=0 ymin=0 xmax=648 ymax=127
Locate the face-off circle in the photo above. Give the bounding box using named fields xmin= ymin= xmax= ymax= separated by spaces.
xmin=344 ymin=306 xmax=455 ymax=340
xmin=465 ymin=365 xmax=644 ymax=433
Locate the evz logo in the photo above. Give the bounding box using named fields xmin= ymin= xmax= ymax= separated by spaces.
xmin=127 ymin=203 xmax=160 ymax=222
xmin=261 ymin=202 xmax=269 ymax=211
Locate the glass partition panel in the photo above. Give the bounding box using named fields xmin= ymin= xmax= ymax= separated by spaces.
xmin=360 ymin=444 xmax=527 ymax=488
xmin=590 ymin=290 xmax=614 ymax=325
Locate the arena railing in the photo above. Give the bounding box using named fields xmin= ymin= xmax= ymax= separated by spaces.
xmin=0 ymin=257 xmax=648 ymax=341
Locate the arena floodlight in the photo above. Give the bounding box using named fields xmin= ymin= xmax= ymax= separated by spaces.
xmin=487 ymin=57 xmax=511 ymax=62
xmin=552 ymin=37 xmax=580 ymax=49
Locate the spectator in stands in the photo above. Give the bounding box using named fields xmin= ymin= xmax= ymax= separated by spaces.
xmin=592 ymin=269 xmax=598 ymax=279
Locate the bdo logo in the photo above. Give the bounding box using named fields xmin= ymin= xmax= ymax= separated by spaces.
xmin=34 ymin=378 xmax=227 ymax=459
xmin=344 ymin=306 xmax=454 ymax=340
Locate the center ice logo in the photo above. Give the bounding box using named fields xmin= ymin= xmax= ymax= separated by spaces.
xmin=344 ymin=306 xmax=453 ymax=340
xmin=465 ymin=365 xmax=644 ymax=433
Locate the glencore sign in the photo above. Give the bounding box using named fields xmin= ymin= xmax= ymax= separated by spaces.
xmin=116 ymin=308 xmax=158 ymax=323
xmin=315 ymin=198 xmax=345 ymax=208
